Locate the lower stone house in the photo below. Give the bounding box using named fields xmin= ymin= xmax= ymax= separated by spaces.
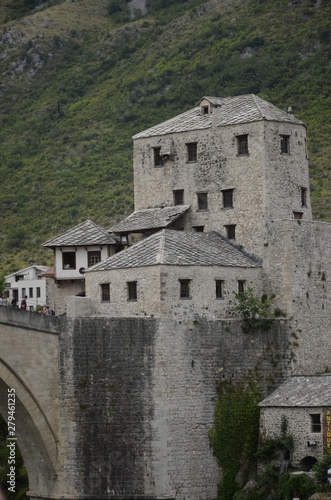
xmin=84 ymin=228 xmax=262 ymax=320
xmin=5 ymin=265 xmax=49 ymax=310
xmin=259 ymin=375 xmax=331 ymax=471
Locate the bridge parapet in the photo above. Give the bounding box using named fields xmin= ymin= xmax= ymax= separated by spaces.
xmin=0 ymin=305 xmax=61 ymax=334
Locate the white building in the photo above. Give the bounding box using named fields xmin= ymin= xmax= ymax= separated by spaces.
xmin=5 ymin=265 xmax=49 ymax=310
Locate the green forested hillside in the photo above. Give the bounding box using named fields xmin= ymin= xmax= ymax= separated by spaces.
xmin=0 ymin=0 xmax=330 ymax=275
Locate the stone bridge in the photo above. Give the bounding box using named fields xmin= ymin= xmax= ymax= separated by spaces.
xmin=0 ymin=302 xmax=292 ymax=499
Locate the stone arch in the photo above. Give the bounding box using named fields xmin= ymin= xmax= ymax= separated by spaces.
xmin=0 ymin=358 xmax=58 ymax=497
xmin=299 ymin=456 xmax=318 ymax=471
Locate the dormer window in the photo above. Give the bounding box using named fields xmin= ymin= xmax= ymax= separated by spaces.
xmin=202 ymin=105 xmax=209 ymax=115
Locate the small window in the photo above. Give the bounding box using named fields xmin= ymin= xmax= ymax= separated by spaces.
xmin=128 ymin=281 xmax=137 ymax=301
xmin=187 ymin=142 xmax=197 ymax=162
xmin=193 ymin=226 xmax=204 ymax=232
xmin=222 ymin=189 xmax=234 ymax=209
xmin=301 ymin=188 xmax=307 ymax=207
xmin=311 ymin=414 xmax=321 ymax=433
xmin=22 ymin=288 xmax=26 ymax=297
xmin=173 ymin=189 xmax=184 ymax=206
xmin=153 ymin=147 xmax=163 ymax=167
xmin=281 ymin=135 xmax=290 ymax=154
xmin=37 ymin=287 xmax=41 ymax=298
xmin=197 ymin=192 xmax=208 ymax=211
xmin=225 ymin=225 xmax=236 ymax=240
xmin=88 ymin=251 xmax=101 ymax=267
xmin=238 ymin=280 xmax=246 ymax=294
xmin=179 ymin=279 xmax=191 ymax=299
xmin=63 ymin=252 xmax=76 ymax=270
xmin=293 ymin=212 xmax=303 ymax=220
xmin=101 ymin=283 xmax=110 ymax=302
xmin=237 ymin=135 xmax=248 ymax=156
xmin=29 ymin=287 xmax=33 ymax=299
xmin=202 ymin=105 xmax=209 ymax=115
xmin=215 ymin=280 xmax=224 ymax=299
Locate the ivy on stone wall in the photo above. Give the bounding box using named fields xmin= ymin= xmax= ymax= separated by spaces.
xmin=209 ymin=378 xmax=261 ymax=499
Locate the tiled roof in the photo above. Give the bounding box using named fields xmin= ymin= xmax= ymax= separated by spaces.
xmin=109 ymin=205 xmax=190 ymax=233
xmin=259 ymin=375 xmax=331 ymax=407
xmin=87 ymin=229 xmax=260 ymax=271
xmin=42 ymin=219 xmax=117 ymax=247
xmin=133 ymin=94 xmax=303 ymax=139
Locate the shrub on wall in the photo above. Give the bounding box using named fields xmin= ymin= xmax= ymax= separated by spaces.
xmin=235 ymin=289 xmax=276 ymax=333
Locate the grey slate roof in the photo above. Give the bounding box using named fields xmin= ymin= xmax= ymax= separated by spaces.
xmin=87 ymin=229 xmax=260 ymax=272
xmin=42 ymin=219 xmax=117 ymax=247
xmin=109 ymin=205 xmax=190 ymax=233
xmin=133 ymin=94 xmax=303 ymax=139
xmin=259 ymin=375 xmax=331 ymax=408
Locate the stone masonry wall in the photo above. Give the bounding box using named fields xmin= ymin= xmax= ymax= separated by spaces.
xmin=262 ymin=220 xmax=331 ymax=374
xmin=62 ymin=316 xmax=291 ymax=499
xmin=259 ymin=406 xmax=325 ymax=467
xmin=133 ymin=118 xmax=310 ymax=258
xmin=85 ymin=264 xmax=263 ymax=320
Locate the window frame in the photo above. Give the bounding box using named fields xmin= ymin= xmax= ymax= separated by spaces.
xmin=225 ymin=224 xmax=236 ymax=240
xmin=29 ymin=287 xmax=33 ymax=299
xmin=173 ymin=189 xmax=184 ymax=206
xmin=36 ymin=287 xmax=41 ymax=299
xmin=222 ymin=189 xmax=234 ymax=209
xmin=293 ymin=212 xmax=303 ymax=220
xmin=179 ymin=279 xmax=191 ymax=299
xmin=186 ymin=142 xmax=198 ymax=163
xmin=301 ymin=187 xmax=307 ymax=207
xmin=100 ymin=283 xmax=110 ymax=302
xmin=127 ymin=281 xmax=138 ymax=301
xmin=215 ymin=280 xmax=224 ymax=299
xmin=153 ymin=147 xmax=163 ymax=167
xmin=237 ymin=134 xmax=249 ymax=156
xmin=310 ymin=414 xmax=321 ymax=433
xmin=238 ymin=280 xmax=246 ymax=294
xmin=62 ymin=251 xmax=76 ymax=270
xmin=197 ymin=192 xmax=208 ymax=211
xmin=280 ymin=134 xmax=290 ymax=154
xmin=193 ymin=226 xmax=204 ymax=233
xmin=88 ymin=251 xmax=102 ymax=267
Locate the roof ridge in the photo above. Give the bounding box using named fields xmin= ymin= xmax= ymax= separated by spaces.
xmin=156 ymin=230 xmax=166 ymax=264
xmin=251 ymin=94 xmax=266 ymax=119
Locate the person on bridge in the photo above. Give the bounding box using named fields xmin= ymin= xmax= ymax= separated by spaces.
xmin=21 ymin=295 xmax=27 ymax=310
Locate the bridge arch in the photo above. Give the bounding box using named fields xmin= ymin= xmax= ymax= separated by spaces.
xmin=0 ymin=358 xmax=58 ymax=497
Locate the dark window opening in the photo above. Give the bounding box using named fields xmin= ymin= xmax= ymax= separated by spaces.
xmin=187 ymin=142 xmax=197 ymax=162
xmin=238 ymin=280 xmax=246 ymax=294
xmin=225 ymin=224 xmax=236 ymax=240
xmin=153 ymin=147 xmax=163 ymax=167
xmin=237 ymin=135 xmax=248 ymax=156
xmin=173 ymin=189 xmax=184 ymax=206
xmin=128 ymin=281 xmax=137 ymax=301
xmin=197 ymin=192 xmax=208 ymax=211
xmin=29 ymin=288 xmax=33 ymax=299
xmin=293 ymin=212 xmax=303 ymax=220
xmin=37 ymin=287 xmax=41 ymax=298
xmin=101 ymin=283 xmax=110 ymax=302
xmin=299 ymin=456 xmax=317 ymax=472
xmin=179 ymin=279 xmax=191 ymax=299
xmin=311 ymin=414 xmax=321 ymax=433
xmin=202 ymin=106 xmax=209 ymax=115
xmin=301 ymin=188 xmax=307 ymax=207
xmin=193 ymin=226 xmax=204 ymax=232
xmin=215 ymin=280 xmax=224 ymax=299
xmin=88 ymin=251 xmax=101 ymax=267
xmin=63 ymin=252 xmax=76 ymax=270
xmin=281 ymin=135 xmax=290 ymax=154
xmin=222 ymin=189 xmax=234 ymax=209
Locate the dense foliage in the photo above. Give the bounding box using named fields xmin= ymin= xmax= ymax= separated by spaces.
xmin=235 ymin=289 xmax=276 ymax=333
xmin=209 ymin=379 xmax=261 ymax=499
xmin=0 ymin=0 xmax=330 ymax=276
